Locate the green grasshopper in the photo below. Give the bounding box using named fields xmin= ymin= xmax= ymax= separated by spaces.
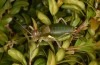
xmin=18 ymin=18 xmax=77 ymax=48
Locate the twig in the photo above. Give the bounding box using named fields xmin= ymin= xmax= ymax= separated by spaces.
xmin=75 ymin=20 xmax=89 ymax=33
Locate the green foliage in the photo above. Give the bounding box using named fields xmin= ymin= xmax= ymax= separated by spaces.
xmin=0 ymin=0 xmax=100 ymax=65
xmin=33 ymin=58 xmax=46 ymax=65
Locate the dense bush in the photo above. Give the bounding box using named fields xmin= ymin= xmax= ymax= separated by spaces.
xmin=0 ymin=0 xmax=100 ymax=65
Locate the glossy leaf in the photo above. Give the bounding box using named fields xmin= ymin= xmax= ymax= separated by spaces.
xmin=29 ymin=41 xmax=39 ymax=61
xmin=57 ymin=34 xmax=71 ymax=41
xmin=61 ymin=4 xmax=83 ymax=14
xmin=22 ymin=13 xmax=31 ymax=25
xmin=87 ymin=52 xmax=96 ymax=60
xmin=88 ymin=18 xmax=99 ymax=35
xmin=37 ymin=10 xmax=51 ymax=25
xmin=0 ymin=0 xmax=6 ymax=8
xmin=75 ymin=38 xmax=94 ymax=53
xmin=70 ymin=14 xmax=81 ymax=27
xmin=74 ymin=39 xmax=83 ymax=46
xmin=0 ymin=0 xmax=99 ymax=65
xmin=63 ymin=0 xmax=85 ymax=10
xmin=48 ymin=0 xmax=58 ymax=15
xmin=3 ymin=0 xmax=12 ymax=10
xmin=79 ymin=45 xmax=94 ymax=53
xmin=0 ymin=31 xmax=8 ymax=45
xmin=47 ymin=50 xmax=56 ymax=65
xmin=8 ymin=48 xmax=27 ymax=65
xmin=0 ymin=14 xmax=12 ymax=25
xmin=0 ymin=0 xmax=11 ymax=18
xmin=89 ymin=60 xmax=98 ymax=65
xmin=95 ymin=41 xmax=100 ymax=50
xmin=32 ymin=18 xmax=38 ymax=30
xmin=62 ymin=39 xmax=70 ymax=49
xmin=12 ymin=63 xmax=21 ymax=65
xmin=13 ymin=1 xmax=29 ymax=7
xmin=33 ymin=58 xmax=46 ymax=65
xmin=87 ymin=7 xmax=96 ymax=19
xmin=9 ymin=7 xmax=21 ymax=14
xmin=56 ymin=48 xmax=65 ymax=62
xmin=0 ymin=53 xmax=13 ymax=65
xmin=9 ymin=1 xmax=29 ymax=14
xmin=57 ymin=0 xmax=63 ymax=7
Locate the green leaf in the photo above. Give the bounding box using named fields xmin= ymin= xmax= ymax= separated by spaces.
xmin=62 ymin=39 xmax=70 ymax=49
xmin=89 ymin=60 xmax=98 ymax=65
xmin=88 ymin=0 xmax=95 ymax=6
xmin=70 ymin=14 xmax=81 ymax=27
xmin=75 ymin=38 xmax=94 ymax=53
xmin=0 ymin=14 xmax=12 ymax=25
xmin=12 ymin=63 xmax=21 ymax=65
xmin=57 ymin=34 xmax=71 ymax=41
xmin=87 ymin=7 xmax=96 ymax=19
xmin=9 ymin=1 xmax=29 ymax=14
xmin=56 ymin=48 xmax=65 ymax=62
xmin=0 ymin=31 xmax=8 ymax=45
xmin=0 ymin=53 xmax=14 ymax=65
xmin=33 ymin=58 xmax=46 ymax=65
xmin=61 ymin=4 xmax=84 ymax=15
xmin=47 ymin=50 xmax=56 ymax=65
xmin=48 ymin=0 xmax=58 ymax=15
xmin=87 ymin=52 xmax=96 ymax=60
xmin=63 ymin=0 xmax=85 ymax=10
xmin=9 ymin=7 xmax=21 ymax=14
xmin=0 ymin=0 xmax=11 ymax=17
xmin=13 ymin=1 xmax=29 ymax=7
xmin=0 ymin=24 xmax=7 ymax=32
xmin=95 ymin=41 xmax=100 ymax=50
xmin=29 ymin=41 xmax=39 ymax=61
xmin=88 ymin=18 xmax=100 ymax=36
xmin=21 ymin=13 xmax=31 ymax=25
xmin=39 ymin=41 xmax=49 ymax=46
xmin=37 ymin=10 xmax=51 ymax=25
xmin=8 ymin=48 xmax=27 ymax=65
xmin=0 ymin=0 xmax=6 ymax=8
xmin=79 ymin=45 xmax=94 ymax=52
xmin=74 ymin=39 xmax=83 ymax=46
xmin=3 ymin=0 xmax=12 ymax=10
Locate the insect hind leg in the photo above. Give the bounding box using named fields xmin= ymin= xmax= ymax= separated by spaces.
xmin=57 ymin=17 xmax=67 ymax=25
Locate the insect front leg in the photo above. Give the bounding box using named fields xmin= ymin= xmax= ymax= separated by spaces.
xmin=48 ymin=35 xmax=62 ymax=48
xmin=38 ymin=35 xmax=62 ymax=48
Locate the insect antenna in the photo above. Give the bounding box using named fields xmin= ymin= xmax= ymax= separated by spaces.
xmin=16 ymin=22 xmax=33 ymax=36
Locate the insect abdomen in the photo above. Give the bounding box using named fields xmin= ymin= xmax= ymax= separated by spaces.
xmin=50 ymin=24 xmax=74 ymax=36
